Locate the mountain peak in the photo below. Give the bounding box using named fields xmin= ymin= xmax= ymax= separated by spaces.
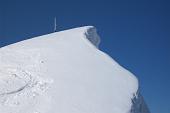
xmin=0 ymin=26 xmax=150 ymax=113
xmin=54 ymin=26 xmax=100 ymax=48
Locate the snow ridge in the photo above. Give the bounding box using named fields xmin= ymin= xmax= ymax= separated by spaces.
xmin=0 ymin=26 xmax=150 ymax=113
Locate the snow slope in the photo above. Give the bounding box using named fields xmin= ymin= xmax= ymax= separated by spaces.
xmin=0 ymin=26 xmax=150 ymax=113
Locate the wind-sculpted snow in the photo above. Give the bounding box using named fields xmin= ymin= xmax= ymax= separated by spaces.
xmin=0 ymin=26 xmax=150 ymax=113
xmin=84 ymin=26 xmax=100 ymax=48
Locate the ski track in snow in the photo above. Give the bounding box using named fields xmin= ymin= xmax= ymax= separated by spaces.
xmin=0 ymin=48 xmax=53 ymax=113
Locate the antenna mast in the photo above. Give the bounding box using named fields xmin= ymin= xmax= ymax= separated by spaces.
xmin=54 ymin=17 xmax=57 ymax=32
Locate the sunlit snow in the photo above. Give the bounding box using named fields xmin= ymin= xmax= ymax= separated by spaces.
xmin=0 ymin=26 xmax=150 ymax=113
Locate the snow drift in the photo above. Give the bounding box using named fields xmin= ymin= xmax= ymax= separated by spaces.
xmin=0 ymin=26 xmax=150 ymax=113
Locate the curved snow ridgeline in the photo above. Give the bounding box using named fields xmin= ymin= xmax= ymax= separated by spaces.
xmin=0 ymin=26 xmax=150 ymax=113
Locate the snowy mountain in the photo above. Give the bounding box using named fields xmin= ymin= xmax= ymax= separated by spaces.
xmin=0 ymin=26 xmax=150 ymax=113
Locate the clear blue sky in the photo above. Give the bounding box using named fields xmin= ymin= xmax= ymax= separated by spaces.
xmin=0 ymin=0 xmax=170 ymax=112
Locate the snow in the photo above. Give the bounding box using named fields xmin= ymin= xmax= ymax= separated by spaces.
xmin=0 ymin=26 xmax=150 ymax=113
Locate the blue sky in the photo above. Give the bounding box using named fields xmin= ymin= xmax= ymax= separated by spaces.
xmin=0 ymin=0 xmax=170 ymax=112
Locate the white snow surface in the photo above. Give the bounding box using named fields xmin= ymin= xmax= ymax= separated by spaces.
xmin=0 ymin=26 xmax=150 ymax=113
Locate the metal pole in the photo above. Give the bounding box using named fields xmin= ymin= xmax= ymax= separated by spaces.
xmin=54 ymin=17 xmax=57 ymax=32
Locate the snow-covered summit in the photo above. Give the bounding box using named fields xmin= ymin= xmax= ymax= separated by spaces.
xmin=59 ymin=26 xmax=101 ymax=48
xmin=0 ymin=26 xmax=150 ymax=113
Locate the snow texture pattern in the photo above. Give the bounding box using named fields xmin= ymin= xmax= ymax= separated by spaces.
xmin=0 ymin=26 xmax=150 ymax=113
